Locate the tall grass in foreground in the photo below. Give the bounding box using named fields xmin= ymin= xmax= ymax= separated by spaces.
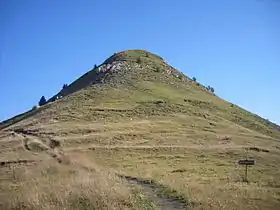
xmin=0 ymin=155 xmax=152 ymax=210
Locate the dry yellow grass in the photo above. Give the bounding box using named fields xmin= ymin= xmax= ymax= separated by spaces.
xmin=0 ymin=152 xmax=155 ymax=210
xmin=1 ymin=113 xmax=279 ymax=209
xmin=84 ymin=146 xmax=280 ymax=210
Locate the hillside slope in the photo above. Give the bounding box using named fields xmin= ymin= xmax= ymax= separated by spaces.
xmin=1 ymin=49 xmax=280 ymax=210
xmin=1 ymin=50 xmax=280 ymax=139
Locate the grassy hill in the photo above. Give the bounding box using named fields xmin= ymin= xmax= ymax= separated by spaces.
xmin=1 ymin=49 xmax=280 ymax=210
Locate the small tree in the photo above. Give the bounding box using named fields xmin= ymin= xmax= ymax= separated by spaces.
xmin=154 ymin=66 xmax=160 ymax=72
xmin=94 ymin=64 xmax=97 ymax=69
xmin=192 ymin=77 xmax=197 ymax=82
xmin=62 ymin=84 xmax=68 ymax=89
xmin=206 ymin=85 xmax=215 ymax=93
xmin=178 ymin=74 xmax=183 ymax=80
xmin=136 ymin=57 xmax=142 ymax=64
xmin=38 ymin=96 xmax=47 ymax=106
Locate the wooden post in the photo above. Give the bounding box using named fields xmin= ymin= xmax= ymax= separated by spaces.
xmin=245 ymin=150 xmax=248 ymax=182
xmin=238 ymin=159 xmax=255 ymax=182
xmin=245 ymin=164 xmax=248 ymax=182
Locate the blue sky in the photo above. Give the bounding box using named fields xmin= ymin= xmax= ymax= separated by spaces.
xmin=1 ymin=0 xmax=279 ymax=124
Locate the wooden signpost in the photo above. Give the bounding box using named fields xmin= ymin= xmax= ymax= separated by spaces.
xmin=238 ymin=159 xmax=255 ymax=182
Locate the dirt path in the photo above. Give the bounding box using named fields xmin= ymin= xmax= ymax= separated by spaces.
xmin=119 ymin=175 xmax=188 ymax=210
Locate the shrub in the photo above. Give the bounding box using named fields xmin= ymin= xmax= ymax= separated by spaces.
xmin=178 ymin=74 xmax=183 ymax=80
xmin=62 ymin=84 xmax=68 ymax=89
xmin=192 ymin=77 xmax=197 ymax=82
xmin=136 ymin=57 xmax=142 ymax=64
xmin=32 ymin=105 xmax=38 ymax=110
xmin=206 ymin=85 xmax=215 ymax=93
xmin=154 ymin=66 xmax=160 ymax=72
xmin=38 ymin=96 xmax=47 ymax=106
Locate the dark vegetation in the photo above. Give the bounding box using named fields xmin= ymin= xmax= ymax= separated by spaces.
xmin=38 ymin=96 xmax=47 ymax=106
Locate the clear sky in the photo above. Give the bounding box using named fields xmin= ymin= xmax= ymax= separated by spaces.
xmin=1 ymin=0 xmax=279 ymax=124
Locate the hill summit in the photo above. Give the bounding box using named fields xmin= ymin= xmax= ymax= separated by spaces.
xmin=48 ymin=49 xmax=191 ymax=101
